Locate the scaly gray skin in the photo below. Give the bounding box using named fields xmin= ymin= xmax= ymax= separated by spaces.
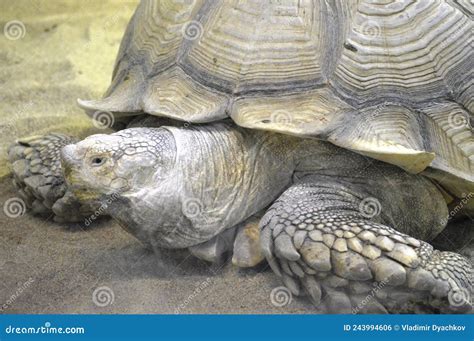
xmin=7 ymin=115 xmax=175 ymax=223
xmin=58 ymin=122 xmax=472 ymax=314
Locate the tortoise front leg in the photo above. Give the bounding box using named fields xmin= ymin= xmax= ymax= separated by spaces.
xmin=259 ymin=177 xmax=472 ymax=313
xmin=8 ymin=133 xmax=100 ymax=223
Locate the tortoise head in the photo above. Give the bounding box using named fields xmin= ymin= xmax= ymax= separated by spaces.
xmin=61 ymin=127 xmax=176 ymax=201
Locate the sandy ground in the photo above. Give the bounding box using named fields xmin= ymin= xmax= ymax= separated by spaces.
xmin=0 ymin=179 xmax=316 ymax=314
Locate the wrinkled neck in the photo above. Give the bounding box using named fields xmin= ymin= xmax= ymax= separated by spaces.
xmin=162 ymin=123 xmax=296 ymax=245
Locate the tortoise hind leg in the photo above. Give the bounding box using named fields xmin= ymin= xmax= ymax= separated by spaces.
xmin=260 ymin=177 xmax=472 ymax=313
xmin=8 ymin=133 xmax=98 ymax=223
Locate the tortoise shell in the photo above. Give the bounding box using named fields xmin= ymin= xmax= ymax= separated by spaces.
xmin=78 ymin=0 xmax=474 ymax=208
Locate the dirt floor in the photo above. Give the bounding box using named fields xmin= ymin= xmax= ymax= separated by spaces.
xmin=0 ymin=179 xmax=317 ymax=314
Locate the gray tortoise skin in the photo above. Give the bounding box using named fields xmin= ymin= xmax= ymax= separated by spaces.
xmin=8 ymin=0 xmax=473 ymax=313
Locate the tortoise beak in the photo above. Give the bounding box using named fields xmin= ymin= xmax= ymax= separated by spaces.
xmin=60 ymin=144 xmax=80 ymax=180
xmin=60 ymin=144 xmax=100 ymax=201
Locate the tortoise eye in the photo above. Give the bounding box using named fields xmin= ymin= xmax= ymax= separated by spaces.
xmin=91 ymin=157 xmax=106 ymax=167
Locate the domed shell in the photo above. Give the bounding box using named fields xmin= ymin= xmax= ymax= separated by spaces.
xmin=78 ymin=0 xmax=473 ymax=209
